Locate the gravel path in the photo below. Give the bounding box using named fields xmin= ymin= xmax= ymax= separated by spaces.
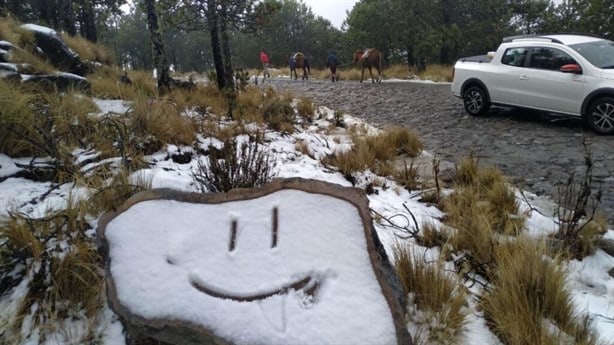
xmin=264 ymin=77 xmax=614 ymax=223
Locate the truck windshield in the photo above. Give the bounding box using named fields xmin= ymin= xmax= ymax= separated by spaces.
xmin=570 ymin=40 xmax=614 ymax=68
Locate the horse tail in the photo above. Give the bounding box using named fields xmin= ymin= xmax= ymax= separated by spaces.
xmin=306 ymin=59 xmax=311 ymax=74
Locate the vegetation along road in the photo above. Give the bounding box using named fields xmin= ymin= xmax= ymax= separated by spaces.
xmin=265 ymin=77 xmax=614 ymax=223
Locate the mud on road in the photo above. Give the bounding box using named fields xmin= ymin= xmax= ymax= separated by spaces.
xmin=264 ymin=77 xmax=614 ymax=223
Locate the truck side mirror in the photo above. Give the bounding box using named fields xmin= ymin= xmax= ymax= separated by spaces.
xmin=560 ymin=64 xmax=582 ymax=74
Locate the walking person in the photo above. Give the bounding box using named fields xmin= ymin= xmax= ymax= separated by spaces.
xmin=326 ymin=50 xmax=339 ymax=82
xmin=260 ymin=49 xmax=271 ymax=78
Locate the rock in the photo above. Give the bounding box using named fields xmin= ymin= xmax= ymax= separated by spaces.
xmin=0 ymin=70 xmax=21 ymax=82
xmin=98 ymin=178 xmax=412 ymax=345
xmin=0 ymin=48 xmax=9 ymax=63
xmin=0 ymin=63 xmax=18 ymax=72
xmin=20 ymin=23 xmax=87 ymax=75
xmin=22 ymin=72 xmax=91 ymax=93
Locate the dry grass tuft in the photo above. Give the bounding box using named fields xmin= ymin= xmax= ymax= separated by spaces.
xmin=445 ymin=185 xmax=497 ymax=278
xmin=327 ymin=127 xmax=423 ymax=181
xmin=50 ymin=240 xmax=102 ymax=317
xmin=233 ymin=86 xmax=264 ymax=123
xmin=262 ymin=96 xmax=295 ymax=133
xmin=90 ymin=68 xmax=158 ymax=100
xmin=482 ymin=236 xmax=598 ymax=345
xmin=296 ymin=98 xmax=315 ymax=122
xmin=0 ymin=79 xmax=39 ymax=156
xmin=0 ymin=16 xmax=21 ymax=43
xmin=0 ymin=197 xmax=102 ymax=337
xmin=421 ymin=64 xmax=454 ymax=82
xmin=385 ymin=126 xmax=423 ymax=157
xmin=449 ymin=156 xmax=524 ymax=236
xmin=130 ymin=95 xmax=196 ymax=146
xmin=10 ymin=48 xmax=55 ymax=75
xmin=394 ymin=159 xmax=420 ymax=191
xmin=393 ymin=243 xmax=468 ymax=344
xmin=416 ymin=221 xmax=450 ymax=248
xmin=385 ymin=64 xmax=412 ymax=79
xmin=87 ymin=170 xmax=152 ymax=215
xmin=61 ymin=33 xmax=115 ymax=65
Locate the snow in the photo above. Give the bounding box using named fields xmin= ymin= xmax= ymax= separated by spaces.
xmin=20 ymin=24 xmax=58 ymax=36
xmin=105 ymin=192 xmax=396 ymax=344
xmin=1 ymin=98 xmax=613 ymax=344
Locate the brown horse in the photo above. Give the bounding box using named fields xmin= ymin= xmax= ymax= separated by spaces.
xmin=352 ymin=48 xmax=383 ymax=83
xmin=290 ymin=52 xmax=310 ymax=80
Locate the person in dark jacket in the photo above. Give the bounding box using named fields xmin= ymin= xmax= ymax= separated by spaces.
xmin=326 ymin=50 xmax=339 ymax=82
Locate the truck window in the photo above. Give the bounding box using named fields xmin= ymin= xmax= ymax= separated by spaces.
xmin=528 ymin=47 xmax=577 ymax=71
xmin=501 ymin=48 xmax=528 ymax=67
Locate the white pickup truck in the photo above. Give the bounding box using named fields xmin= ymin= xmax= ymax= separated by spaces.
xmin=451 ymin=34 xmax=614 ymax=134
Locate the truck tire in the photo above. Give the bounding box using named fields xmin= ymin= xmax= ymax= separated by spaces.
xmin=463 ymin=86 xmax=490 ymax=116
xmin=584 ymin=96 xmax=614 ymax=135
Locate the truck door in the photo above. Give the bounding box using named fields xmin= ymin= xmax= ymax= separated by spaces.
xmin=488 ymin=47 xmax=529 ymax=106
xmin=518 ymin=47 xmax=584 ymax=114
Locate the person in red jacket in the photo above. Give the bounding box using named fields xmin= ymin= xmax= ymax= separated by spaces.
xmin=260 ymin=49 xmax=271 ymax=78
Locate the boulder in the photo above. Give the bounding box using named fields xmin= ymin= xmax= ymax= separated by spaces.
xmin=0 ymin=70 xmax=21 ymax=83
xmin=20 ymin=24 xmax=87 ymax=75
xmin=22 ymin=72 xmax=91 ymax=93
xmin=98 ymin=178 xmax=412 ymax=345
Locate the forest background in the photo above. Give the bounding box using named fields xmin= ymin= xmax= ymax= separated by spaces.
xmin=1 ymin=0 xmax=612 ymax=75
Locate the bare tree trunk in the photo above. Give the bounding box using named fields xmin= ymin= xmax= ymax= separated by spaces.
xmin=207 ymin=0 xmax=227 ymax=90
xmin=60 ymin=0 xmax=77 ymax=36
xmin=78 ymin=0 xmax=97 ymax=42
xmin=219 ymin=3 xmax=235 ymax=91
xmin=144 ymin=0 xmax=172 ymax=94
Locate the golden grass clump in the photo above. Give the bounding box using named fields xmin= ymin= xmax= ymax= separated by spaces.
xmin=449 ymin=156 xmax=524 ymax=236
xmin=481 ymin=236 xmax=598 ymax=345
xmin=0 ymin=15 xmax=21 ymax=43
xmin=385 ymin=126 xmax=423 ymax=157
xmin=50 ymin=239 xmax=102 ymax=317
xmin=61 ymin=33 xmax=115 ymax=65
xmin=0 ymin=216 xmax=44 ymax=262
xmin=90 ymin=68 xmax=158 ymax=100
xmin=328 ymin=127 xmax=424 ymax=179
xmin=342 ymin=68 xmax=363 ymax=81
xmin=87 ymin=169 xmax=152 ymax=215
xmin=130 ymin=95 xmax=197 ymax=146
xmin=385 ymin=64 xmax=412 ymax=79
xmin=262 ymin=96 xmax=295 ymax=133
xmin=445 ymin=185 xmax=497 ymax=278
xmin=0 ymin=79 xmax=41 ymax=156
xmin=556 ymin=211 xmax=609 ymax=259
xmin=9 ymin=47 xmax=56 ymax=75
xmin=233 ymin=86 xmax=265 ymax=123
xmin=43 ymin=91 xmax=99 ymax=148
xmin=416 ymin=221 xmax=450 ymax=248
xmin=393 ymin=244 xmax=468 ymax=344
xmin=296 ymin=98 xmax=315 ymax=122
xmin=421 ymin=64 xmax=454 ymax=82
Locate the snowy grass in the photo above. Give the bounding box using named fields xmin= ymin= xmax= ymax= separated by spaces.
xmin=0 ymin=69 xmax=613 ymax=343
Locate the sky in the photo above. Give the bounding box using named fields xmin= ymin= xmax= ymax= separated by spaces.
xmin=2 ymin=84 xmax=614 ymax=343
xmin=304 ymin=0 xmax=358 ymax=29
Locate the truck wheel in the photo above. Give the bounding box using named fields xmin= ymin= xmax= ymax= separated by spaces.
xmin=463 ymin=86 xmax=490 ymax=116
xmin=584 ymin=96 xmax=614 ymax=135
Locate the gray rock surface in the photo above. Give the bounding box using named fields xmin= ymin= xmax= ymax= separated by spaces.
xmin=98 ymin=178 xmax=412 ymax=345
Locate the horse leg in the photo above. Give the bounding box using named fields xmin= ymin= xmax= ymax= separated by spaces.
xmin=368 ymin=66 xmax=375 ymax=83
xmin=303 ymin=67 xmax=308 ymax=80
xmin=360 ymin=68 xmax=365 ymax=83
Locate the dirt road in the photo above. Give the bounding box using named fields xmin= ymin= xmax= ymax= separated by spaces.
xmin=265 ymin=77 xmax=614 ymax=223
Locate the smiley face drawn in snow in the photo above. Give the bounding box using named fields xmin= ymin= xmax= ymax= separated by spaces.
xmin=99 ymin=180 xmax=409 ymax=345
xmin=187 ymin=206 xmax=322 ymax=307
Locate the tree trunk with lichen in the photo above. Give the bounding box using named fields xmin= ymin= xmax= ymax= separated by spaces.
xmin=144 ymin=0 xmax=172 ymax=94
